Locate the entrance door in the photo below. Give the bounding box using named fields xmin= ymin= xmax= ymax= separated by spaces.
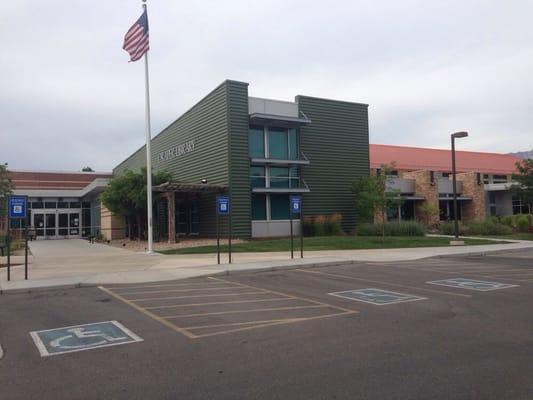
xmin=45 ymin=213 xmax=56 ymax=236
xmin=69 ymin=213 xmax=80 ymax=236
xmin=34 ymin=214 xmax=45 ymax=237
xmin=33 ymin=213 xmax=57 ymax=238
xmin=58 ymin=213 xmax=69 ymax=236
xmin=175 ymin=200 xmax=199 ymax=236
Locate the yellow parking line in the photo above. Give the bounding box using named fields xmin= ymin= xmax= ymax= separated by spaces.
xmin=98 ymin=286 xmax=197 ymax=339
xmin=192 ymin=311 xmax=355 ymax=339
xmin=144 ymin=297 xmax=294 ymax=310
xmin=106 ymin=282 xmax=229 ymax=291
xmin=119 ymin=286 xmax=252 ymax=296
xmin=162 ymin=304 xmax=328 ymax=319
xmin=184 ymin=318 xmax=308 ymax=330
xmin=129 ymin=291 xmax=267 ymax=302
xmin=208 ymin=276 xmax=359 ymax=313
xmin=294 ymin=269 xmax=473 ymax=298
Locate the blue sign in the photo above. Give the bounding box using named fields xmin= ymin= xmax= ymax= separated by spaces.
xmin=30 ymin=321 xmax=143 ymax=357
xmin=290 ymin=196 xmax=301 ymax=214
xmin=217 ymin=195 xmax=230 ymax=216
xmin=8 ymin=195 xmax=27 ymax=219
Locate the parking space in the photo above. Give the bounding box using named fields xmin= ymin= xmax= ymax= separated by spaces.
xmin=2 ymin=249 xmax=533 ymax=399
xmin=99 ymin=276 xmax=357 ymax=339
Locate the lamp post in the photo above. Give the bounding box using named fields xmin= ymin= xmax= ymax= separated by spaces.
xmin=451 ymin=131 xmax=468 ymax=244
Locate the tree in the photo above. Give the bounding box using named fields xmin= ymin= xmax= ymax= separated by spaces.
xmin=82 ymin=166 xmax=94 ymax=172
xmin=511 ymin=159 xmax=533 ymax=216
xmin=352 ymin=163 xmax=403 ymax=237
xmin=100 ymin=167 xmax=172 ymax=239
xmin=418 ymin=201 xmax=439 ymax=229
xmin=0 ymin=163 xmax=14 ymax=219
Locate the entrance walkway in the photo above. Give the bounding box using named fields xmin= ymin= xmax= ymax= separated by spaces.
xmin=28 ymin=239 xmax=131 ymax=257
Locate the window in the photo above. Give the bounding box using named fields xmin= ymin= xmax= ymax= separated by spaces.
xmin=268 ymin=127 xmax=288 ymax=159
xmin=251 ymin=194 xmax=267 ymax=220
xmin=270 ymin=194 xmax=290 ymax=220
xmin=69 ymin=202 xmax=81 ymax=209
xmin=57 ymin=201 xmax=68 ymax=208
xmin=82 ymin=202 xmax=91 ymax=209
xmin=249 ymin=126 xmax=265 ymax=158
xmin=270 ymin=167 xmax=289 ymax=188
xmin=250 ymin=166 xmax=266 ymax=188
xmin=32 ymin=201 xmax=43 ymax=209
xmin=493 ymin=174 xmax=508 ymax=183
xmin=289 ymin=167 xmax=299 ymax=188
xmin=483 ymin=174 xmax=490 ymax=184
xmin=44 ymin=202 xmax=57 ymax=209
xmin=289 ymin=128 xmax=297 ymax=160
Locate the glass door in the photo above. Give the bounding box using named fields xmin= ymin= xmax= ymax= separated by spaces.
xmin=45 ymin=213 xmax=56 ymax=236
xmin=69 ymin=213 xmax=80 ymax=236
xmin=58 ymin=213 xmax=69 ymax=236
xmin=34 ymin=214 xmax=45 ymax=237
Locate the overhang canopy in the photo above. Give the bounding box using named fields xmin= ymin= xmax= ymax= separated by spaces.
xmin=249 ymin=113 xmax=311 ymax=128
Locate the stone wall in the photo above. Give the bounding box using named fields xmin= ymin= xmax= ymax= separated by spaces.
xmin=403 ymin=170 xmax=440 ymax=227
xmin=456 ymin=172 xmax=485 ymax=221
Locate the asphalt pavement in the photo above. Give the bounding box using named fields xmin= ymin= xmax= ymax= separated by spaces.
xmin=1 ymin=248 xmax=532 ymax=399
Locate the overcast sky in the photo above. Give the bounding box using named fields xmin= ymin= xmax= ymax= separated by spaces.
xmin=1 ymin=0 xmax=532 ymax=172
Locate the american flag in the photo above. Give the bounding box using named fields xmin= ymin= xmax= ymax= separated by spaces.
xmin=123 ymin=9 xmax=149 ymax=62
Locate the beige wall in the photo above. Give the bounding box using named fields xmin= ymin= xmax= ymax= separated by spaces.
xmin=100 ymin=204 xmax=125 ymax=240
xmin=403 ymin=170 xmax=440 ymax=227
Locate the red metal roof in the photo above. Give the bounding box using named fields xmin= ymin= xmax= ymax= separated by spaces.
xmin=370 ymin=144 xmax=522 ymax=175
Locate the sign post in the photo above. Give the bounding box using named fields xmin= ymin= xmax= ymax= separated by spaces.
xmin=290 ymin=196 xmax=302 ymax=260
xmin=216 ymin=195 xmax=230 ymax=264
xmin=7 ymin=195 xmax=28 ymax=281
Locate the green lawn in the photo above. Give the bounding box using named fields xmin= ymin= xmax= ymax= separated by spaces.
xmin=158 ymin=235 xmax=509 ymax=255
xmin=482 ymin=232 xmax=533 ymax=241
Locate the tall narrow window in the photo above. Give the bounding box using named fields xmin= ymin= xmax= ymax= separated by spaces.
xmin=289 ymin=128 xmax=298 ymax=160
xmin=268 ymin=127 xmax=288 ymax=159
xmin=251 ymin=194 xmax=267 ymax=220
xmin=249 ymin=126 xmax=265 ymax=158
xmin=289 ymin=167 xmax=299 ymax=188
xmin=270 ymin=194 xmax=290 ymax=220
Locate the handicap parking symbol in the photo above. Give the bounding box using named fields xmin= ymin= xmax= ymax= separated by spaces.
xmin=30 ymin=321 xmax=143 ymax=357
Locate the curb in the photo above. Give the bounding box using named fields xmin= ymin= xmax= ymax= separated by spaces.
xmin=0 ymin=260 xmax=360 ymax=295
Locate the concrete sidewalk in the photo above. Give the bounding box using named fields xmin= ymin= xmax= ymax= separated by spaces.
xmin=1 ymin=238 xmax=533 ymax=293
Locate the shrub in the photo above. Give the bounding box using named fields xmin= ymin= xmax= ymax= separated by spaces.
xmin=500 ymin=215 xmax=514 ymax=228
xmin=356 ymin=223 xmax=381 ymax=236
xmin=467 ymin=220 xmax=513 ymax=235
xmin=313 ymin=215 xmax=327 ymax=236
xmin=516 ymin=214 xmax=530 ymax=233
xmin=302 ymin=217 xmax=314 ymax=236
xmin=356 ymin=221 xmax=426 ymax=236
xmin=439 ymin=222 xmax=468 ymax=236
xmin=326 ymin=213 xmax=343 ymax=235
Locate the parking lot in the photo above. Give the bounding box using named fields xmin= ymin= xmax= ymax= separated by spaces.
xmin=1 ymin=249 xmax=533 ymax=399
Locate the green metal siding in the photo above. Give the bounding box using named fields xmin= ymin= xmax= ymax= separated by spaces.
xmin=297 ymin=96 xmax=369 ymax=233
xmin=113 ymin=81 xmax=241 ymax=237
xmin=226 ymin=81 xmax=251 ymax=238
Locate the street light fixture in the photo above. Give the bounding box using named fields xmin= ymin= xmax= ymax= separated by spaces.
xmin=451 ymin=131 xmax=468 ymax=244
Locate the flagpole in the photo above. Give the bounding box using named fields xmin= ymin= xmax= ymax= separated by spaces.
xmin=142 ymin=0 xmax=153 ymax=254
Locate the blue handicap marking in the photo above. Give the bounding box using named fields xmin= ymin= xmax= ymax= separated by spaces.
xmin=30 ymin=321 xmax=143 ymax=357
xmin=427 ymin=278 xmax=518 ymax=291
xmin=329 ymin=288 xmax=426 ymax=305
